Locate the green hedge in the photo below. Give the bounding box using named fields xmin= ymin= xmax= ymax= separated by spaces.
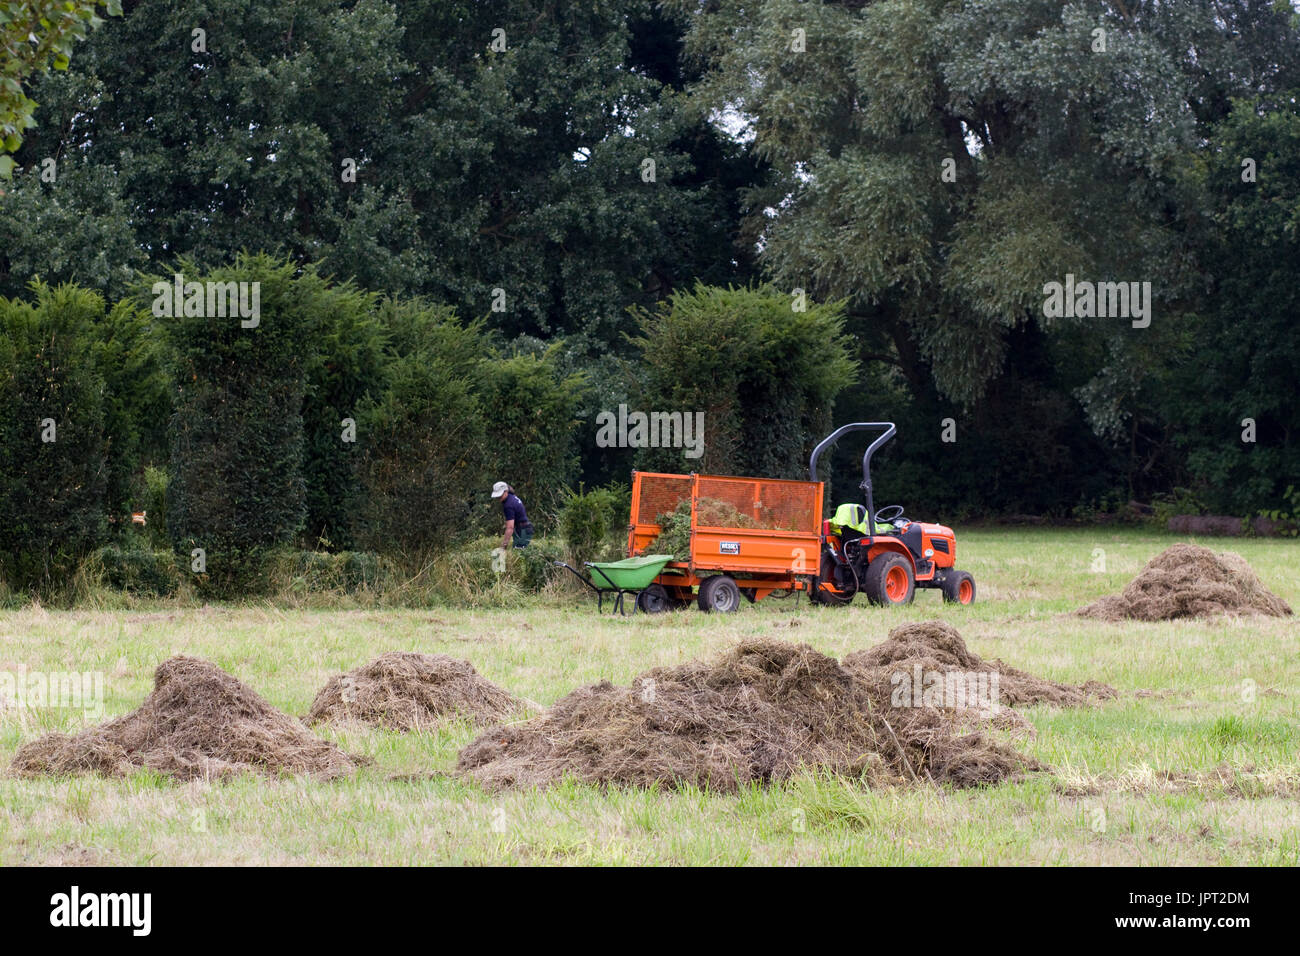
xmin=161 ymin=255 xmax=318 ymax=595
xmin=0 ymin=284 xmax=109 ymax=591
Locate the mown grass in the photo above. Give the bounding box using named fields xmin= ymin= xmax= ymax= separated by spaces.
xmin=0 ymin=527 xmax=1297 ymax=865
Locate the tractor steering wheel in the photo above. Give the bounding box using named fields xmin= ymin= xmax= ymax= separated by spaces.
xmin=874 ymin=504 xmax=906 ymax=525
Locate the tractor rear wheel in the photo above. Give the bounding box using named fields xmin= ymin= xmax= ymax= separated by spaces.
xmin=698 ymin=574 xmax=741 ymax=613
xmin=941 ymin=570 xmax=976 ymax=605
xmin=864 ymin=553 xmax=915 ymax=606
xmin=809 ymin=546 xmax=856 ymax=605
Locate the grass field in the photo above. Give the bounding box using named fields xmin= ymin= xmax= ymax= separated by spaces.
xmin=1 ymin=527 xmax=1297 ymax=865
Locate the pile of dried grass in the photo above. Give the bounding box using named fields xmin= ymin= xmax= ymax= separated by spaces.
xmin=9 ymin=657 xmax=364 ymax=781
xmin=844 ymin=620 xmax=1117 ymax=708
xmin=1077 ymin=543 xmax=1292 ymax=621
xmin=306 ymin=652 xmax=521 ymax=731
xmin=457 ymin=634 xmax=1047 ymax=793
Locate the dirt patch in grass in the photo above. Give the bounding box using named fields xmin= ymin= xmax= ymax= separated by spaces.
xmin=1077 ymin=543 xmax=1292 ymax=621
xmin=1054 ymin=762 xmax=1300 ymax=798
xmin=306 ymin=652 xmax=522 ymax=731
xmin=8 ymin=656 xmax=364 ymax=781
xmin=843 ymin=620 xmax=1117 ymax=708
xmin=1134 ymin=688 xmax=1192 ymax=700
xmin=457 ymin=635 xmax=1043 ymax=794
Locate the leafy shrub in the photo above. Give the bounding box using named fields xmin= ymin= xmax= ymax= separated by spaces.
xmin=141 ymin=465 xmax=170 ymax=547
xmin=93 ymin=298 xmax=170 ymax=523
xmin=88 ymin=546 xmax=180 ymax=597
xmin=1151 ymin=487 xmax=1205 ymax=527
xmin=514 ymin=538 xmax=566 ymax=591
xmin=300 ymin=282 xmax=385 ymax=550
xmin=631 ymin=284 xmax=857 ymax=479
xmin=355 ymin=300 xmax=489 ymax=554
xmin=558 ymin=483 xmax=628 ymax=565
xmin=478 ymin=347 xmax=587 ymax=530
xmin=1257 ymin=484 xmax=1300 ymax=537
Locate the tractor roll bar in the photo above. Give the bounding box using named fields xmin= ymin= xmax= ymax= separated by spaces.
xmin=808 ymin=422 xmax=897 ymax=538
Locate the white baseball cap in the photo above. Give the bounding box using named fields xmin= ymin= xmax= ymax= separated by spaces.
xmin=491 ymin=481 xmax=509 ymax=498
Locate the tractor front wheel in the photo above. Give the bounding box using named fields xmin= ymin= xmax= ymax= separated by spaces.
xmin=941 ymin=570 xmax=976 ymax=605
xmin=864 ymin=553 xmax=915 ymax=606
xmin=698 ymin=575 xmax=741 ymax=613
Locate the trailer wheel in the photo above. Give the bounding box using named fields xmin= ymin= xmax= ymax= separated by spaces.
xmin=636 ymin=584 xmax=674 ymax=614
xmin=864 ymin=553 xmax=915 ymax=606
xmin=940 ymin=570 xmax=976 ymax=605
xmin=698 ymin=575 xmax=741 ymax=613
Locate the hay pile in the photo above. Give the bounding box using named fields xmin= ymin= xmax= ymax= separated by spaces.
xmin=457 ymin=634 xmax=1049 ymax=793
xmin=306 ymin=652 xmax=521 ymax=731
xmin=9 ymin=656 xmax=363 ymax=781
xmin=1077 ymin=543 xmax=1293 ymax=621
xmin=844 ymin=620 xmax=1116 ymax=708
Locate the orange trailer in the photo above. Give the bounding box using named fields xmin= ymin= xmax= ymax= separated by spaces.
xmin=623 ymin=422 xmax=976 ymax=613
xmin=626 ymin=471 xmax=823 ymax=612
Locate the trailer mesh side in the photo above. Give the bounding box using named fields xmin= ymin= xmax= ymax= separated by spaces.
xmin=635 ymin=475 xmax=693 ymax=525
xmin=695 ymin=477 xmax=818 ymax=532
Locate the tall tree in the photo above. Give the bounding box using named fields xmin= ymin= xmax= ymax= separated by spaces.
xmin=6 ymin=0 xmax=760 ymax=346
xmin=0 ymin=0 xmax=120 ymax=176
xmin=1164 ymin=92 xmax=1300 ymax=513
xmin=666 ymin=0 xmax=1300 ymax=502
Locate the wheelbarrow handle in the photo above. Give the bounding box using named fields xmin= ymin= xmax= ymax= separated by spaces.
xmin=553 ymin=560 xmax=603 ymax=596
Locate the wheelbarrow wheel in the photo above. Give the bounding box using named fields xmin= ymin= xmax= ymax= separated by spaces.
xmin=698 ymin=574 xmax=741 ymax=613
xmin=635 ymin=584 xmax=673 ymax=614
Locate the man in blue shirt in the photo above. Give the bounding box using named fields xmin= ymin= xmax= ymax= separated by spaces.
xmin=492 ymin=481 xmax=533 ymax=549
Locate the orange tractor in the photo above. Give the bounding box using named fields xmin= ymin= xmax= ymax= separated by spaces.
xmin=805 ymin=422 xmax=975 ymax=607
xmin=626 ymin=422 xmax=975 ymax=611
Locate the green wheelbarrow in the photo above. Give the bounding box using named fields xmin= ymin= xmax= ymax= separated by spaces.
xmin=554 ymin=554 xmax=679 ymax=615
